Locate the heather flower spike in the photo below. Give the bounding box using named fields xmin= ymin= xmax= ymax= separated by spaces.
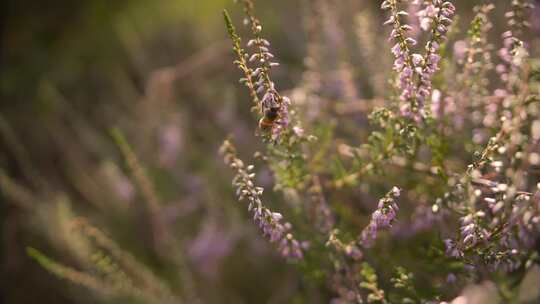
xmin=220 ymin=139 xmax=306 ymax=259
xmin=224 ymin=0 xmax=292 ymax=141
xmin=382 ymin=0 xmax=455 ymax=120
xmin=382 ymin=0 xmax=418 ymax=117
xmin=223 ymin=9 xmax=261 ymax=113
xmin=451 ymin=4 xmax=495 ymax=129
xmin=416 ymin=1 xmax=455 ymax=112
xmin=497 ymin=0 xmax=533 ymax=91
xmin=359 ymin=187 xmax=401 ymax=248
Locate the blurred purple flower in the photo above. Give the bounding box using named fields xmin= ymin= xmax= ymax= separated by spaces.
xmin=158 ymin=122 xmax=183 ymax=168
xmin=189 ymin=223 xmax=236 ymax=279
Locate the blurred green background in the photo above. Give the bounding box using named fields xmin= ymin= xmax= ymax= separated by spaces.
xmin=1 ymin=1 xmax=309 ymax=303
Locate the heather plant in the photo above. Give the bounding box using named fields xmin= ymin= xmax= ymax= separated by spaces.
xmin=219 ymin=0 xmax=540 ymax=302
xmin=1 ymin=0 xmax=540 ymax=303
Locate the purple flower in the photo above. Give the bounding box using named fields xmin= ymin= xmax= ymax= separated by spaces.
xmin=444 ymin=239 xmax=463 ymax=258
xmin=359 ymin=187 xmax=401 ymax=248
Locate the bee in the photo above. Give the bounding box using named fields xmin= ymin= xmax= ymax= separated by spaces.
xmin=258 ymin=106 xmax=280 ymax=132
